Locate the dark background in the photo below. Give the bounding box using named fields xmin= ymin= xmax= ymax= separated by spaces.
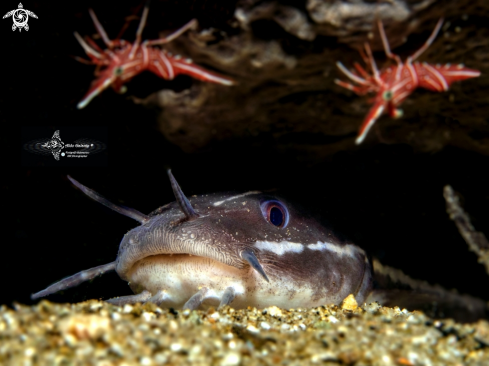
xmin=6 ymin=1 xmax=489 ymax=308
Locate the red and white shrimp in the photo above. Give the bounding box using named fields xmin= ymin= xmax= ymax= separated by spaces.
xmin=335 ymin=19 xmax=481 ymax=144
xmin=74 ymin=5 xmax=234 ymax=109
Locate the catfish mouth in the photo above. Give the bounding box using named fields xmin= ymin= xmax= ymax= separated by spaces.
xmin=134 ymin=253 xmax=232 ymax=265
xmin=117 ymin=235 xmax=269 ymax=284
xmin=140 ymin=252 xmax=229 ymax=264
xmin=126 ymin=253 xmax=252 ymax=286
xmin=119 ymin=234 xmax=242 ymax=269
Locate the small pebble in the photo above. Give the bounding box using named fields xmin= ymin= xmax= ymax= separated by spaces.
xmin=341 ymin=294 xmax=358 ymax=311
xmin=122 ymin=305 xmax=133 ymax=314
xmin=246 ymin=325 xmax=259 ymax=333
xmin=328 ymin=315 xmax=339 ymax=324
xmin=264 ymin=306 xmax=282 ymax=317
xmin=220 ymin=352 xmax=241 ymax=366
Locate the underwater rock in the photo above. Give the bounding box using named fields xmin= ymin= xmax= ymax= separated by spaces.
xmin=136 ymin=0 xmax=489 ymax=160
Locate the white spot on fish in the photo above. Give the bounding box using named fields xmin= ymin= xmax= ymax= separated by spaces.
xmin=213 ymin=191 xmax=262 ymax=206
xmin=254 ymin=241 xmax=304 ymax=255
xmin=307 ymin=241 xmax=358 ymax=257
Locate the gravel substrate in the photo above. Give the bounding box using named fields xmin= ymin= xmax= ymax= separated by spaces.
xmin=1 ymin=295 xmax=489 ymax=365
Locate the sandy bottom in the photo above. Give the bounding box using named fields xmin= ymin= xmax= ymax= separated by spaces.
xmin=1 ymin=297 xmax=489 ymax=365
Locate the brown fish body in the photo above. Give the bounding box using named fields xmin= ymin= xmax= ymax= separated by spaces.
xmin=32 ymin=173 xmax=372 ymax=310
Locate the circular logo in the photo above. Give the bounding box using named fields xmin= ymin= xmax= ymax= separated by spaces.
xmin=12 ymin=9 xmax=28 ymax=28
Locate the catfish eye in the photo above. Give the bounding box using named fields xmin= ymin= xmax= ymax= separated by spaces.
xmin=114 ymin=67 xmax=123 ymax=76
xmin=260 ymin=200 xmax=289 ymax=228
